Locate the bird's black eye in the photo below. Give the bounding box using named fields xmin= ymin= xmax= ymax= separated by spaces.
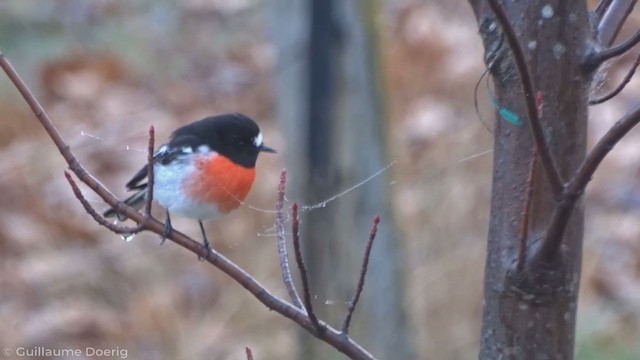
xmin=231 ymin=137 xmax=249 ymax=148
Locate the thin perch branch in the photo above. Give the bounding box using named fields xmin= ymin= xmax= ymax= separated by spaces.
xmin=486 ymin=0 xmax=564 ymax=196
xmin=275 ymin=170 xmax=305 ymax=310
xmin=65 ymin=171 xmax=145 ymax=235
xmin=342 ymin=215 xmax=380 ymax=334
xmin=0 ymin=51 xmax=376 ymax=360
xmin=292 ymin=202 xmax=322 ymax=333
xmin=0 ymin=52 xmax=125 ymax=207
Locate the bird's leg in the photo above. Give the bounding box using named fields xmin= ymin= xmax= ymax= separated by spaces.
xmin=161 ymin=210 xmax=172 ymax=244
xmin=198 ymin=220 xmax=212 ymax=261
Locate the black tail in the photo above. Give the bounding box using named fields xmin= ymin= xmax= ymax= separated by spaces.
xmin=103 ymin=187 xmax=148 ymax=220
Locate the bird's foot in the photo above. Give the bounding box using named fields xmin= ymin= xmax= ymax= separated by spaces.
xmin=160 ymin=212 xmax=173 ymax=245
xmin=197 ymin=238 xmax=212 ymax=261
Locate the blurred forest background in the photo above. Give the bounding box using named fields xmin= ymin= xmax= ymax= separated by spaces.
xmin=0 ymin=0 xmax=639 ymax=359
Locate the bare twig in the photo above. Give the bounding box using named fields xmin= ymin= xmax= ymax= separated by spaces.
xmin=596 ymin=0 xmax=638 ymax=48
xmin=516 ymin=150 xmax=537 ymax=273
xmin=589 ymin=52 xmax=640 ymax=105
xmin=572 ymin=104 xmax=640 ymax=190
xmin=0 ymin=51 xmax=376 ymax=360
xmin=0 ymin=52 xmax=138 ymax=217
xmin=144 ymin=126 xmax=155 ymax=216
xmin=245 ymin=347 xmax=253 ymax=360
xmin=594 ymin=0 xmax=615 ymax=23
xmin=291 ymin=202 xmax=322 ymax=332
xmin=64 ymin=171 xmax=145 ymax=235
xmin=588 ymin=28 xmax=640 ymax=67
xmin=342 ymin=215 xmax=380 ymax=334
xmin=486 ymin=0 xmax=564 ymax=196
xmin=66 ymin=126 xmax=156 ymax=235
xmin=275 ymin=170 xmax=305 ymax=310
xmin=535 ymin=103 xmax=640 ymax=263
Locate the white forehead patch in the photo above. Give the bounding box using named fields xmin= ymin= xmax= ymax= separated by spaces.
xmin=253 ymin=133 xmax=263 ymax=148
xmin=196 ymin=144 xmax=212 ymax=154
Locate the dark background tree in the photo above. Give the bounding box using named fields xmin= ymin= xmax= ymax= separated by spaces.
xmin=271 ymin=0 xmax=413 ymax=358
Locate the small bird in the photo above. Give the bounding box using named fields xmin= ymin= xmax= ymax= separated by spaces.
xmin=104 ymin=113 xmax=276 ymax=255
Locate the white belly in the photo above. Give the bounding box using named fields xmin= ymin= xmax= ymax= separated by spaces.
xmin=152 ymin=158 xmax=223 ymax=220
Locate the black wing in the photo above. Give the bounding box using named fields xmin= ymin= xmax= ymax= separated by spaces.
xmin=124 ymin=134 xmax=201 ymax=190
xmin=125 ymin=163 xmax=150 ymax=190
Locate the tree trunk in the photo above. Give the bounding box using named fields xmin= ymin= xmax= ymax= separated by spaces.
xmin=270 ymin=0 xmax=414 ymax=359
xmin=468 ymin=1 xmax=590 ymax=358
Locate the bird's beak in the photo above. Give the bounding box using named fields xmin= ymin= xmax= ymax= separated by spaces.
xmin=259 ymin=144 xmax=277 ymax=153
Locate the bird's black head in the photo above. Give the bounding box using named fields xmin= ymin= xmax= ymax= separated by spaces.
xmin=171 ymin=113 xmax=275 ymax=168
